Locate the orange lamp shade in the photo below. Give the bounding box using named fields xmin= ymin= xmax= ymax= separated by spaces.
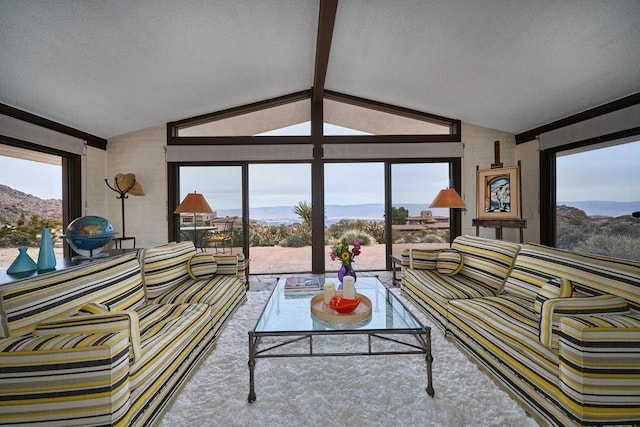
xmin=429 ymin=188 xmax=467 ymax=209
xmin=174 ymin=192 xmax=214 ymax=214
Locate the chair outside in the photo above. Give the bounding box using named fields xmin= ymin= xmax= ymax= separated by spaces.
xmin=204 ymin=219 xmax=234 ymax=253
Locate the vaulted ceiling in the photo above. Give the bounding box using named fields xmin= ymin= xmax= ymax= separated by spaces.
xmin=1 ymin=0 xmax=639 ymax=140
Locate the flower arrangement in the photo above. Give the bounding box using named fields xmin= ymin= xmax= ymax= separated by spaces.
xmin=329 ymin=238 xmax=361 ymax=266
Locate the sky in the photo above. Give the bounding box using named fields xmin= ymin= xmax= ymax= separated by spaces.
xmin=0 ymin=129 xmax=638 ymax=206
xmin=0 ymin=156 xmax=62 ymax=199
xmin=556 ymin=140 xmax=640 ymax=202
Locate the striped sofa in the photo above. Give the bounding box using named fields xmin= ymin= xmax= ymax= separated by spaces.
xmin=0 ymin=241 xmax=247 ymax=426
xmin=401 ymin=236 xmax=640 ymax=426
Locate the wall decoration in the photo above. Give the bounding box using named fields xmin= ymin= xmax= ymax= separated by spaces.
xmin=476 ymin=166 xmax=521 ymax=219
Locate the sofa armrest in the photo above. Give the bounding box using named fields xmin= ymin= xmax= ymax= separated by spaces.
xmin=402 ymin=248 xmax=446 ymax=270
xmin=558 ymin=314 xmax=640 ymax=424
xmin=0 ymin=332 xmax=131 ymax=426
xmin=34 ymin=311 xmax=142 ymax=363
xmin=538 ymin=294 xmax=630 ymax=350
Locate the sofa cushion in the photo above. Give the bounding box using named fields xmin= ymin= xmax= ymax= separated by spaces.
xmin=436 ymin=250 xmax=464 ymax=276
xmin=128 ymin=303 xmax=213 ymax=391
xmin=450 ymin=235 xmax=521 ymax=294
xmin=447 ymin=294 xmax=559 ymax=365
xmin=503 ymin=243 xmax=640 ymax=311
xmin=533 ymin=278 xmax=573 ymax=315
xmin=402 ymin=267 xmax=500 ymax=329
xmin=187 ymin=253 xmax=217 ymax=280
xmin=0 ymin=253 xmax=145 ymax=338
xmin=141 ymin=241 xmax=197 ymax=300
xmin=538 ymin=294 xmax=631 ymax=350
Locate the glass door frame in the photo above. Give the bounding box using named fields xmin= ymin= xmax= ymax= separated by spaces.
xmin=168 ymin=158 xmax=462 ymax=274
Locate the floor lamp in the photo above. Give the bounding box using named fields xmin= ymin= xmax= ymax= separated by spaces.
xmin=174 ymin=192 xmax=213 ymax=249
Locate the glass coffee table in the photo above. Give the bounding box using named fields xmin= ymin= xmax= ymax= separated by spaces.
xmin=248 ymin=276 xmax=434 ymax=402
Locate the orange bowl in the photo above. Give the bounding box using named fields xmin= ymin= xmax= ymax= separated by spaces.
xmin=329 ymin=296 xmax=361 ymax=314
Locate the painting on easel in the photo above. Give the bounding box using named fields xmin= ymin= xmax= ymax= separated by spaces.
xmin=476 ymin=166 xmax=521 ymax=219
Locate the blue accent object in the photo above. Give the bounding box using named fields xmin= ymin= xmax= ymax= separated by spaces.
xmin=37 ymin=228 xmax=57 ymax=272
xmin=7 ymin=247 xmax=38 ymax=275
xmin=62 ymin=216 xmax=117 ymax=257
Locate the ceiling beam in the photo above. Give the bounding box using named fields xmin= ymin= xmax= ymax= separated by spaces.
xmin=312 ymin=0 xmax=338 ymax=105
xmin=515 ymin=92 xmax=640 ymax=145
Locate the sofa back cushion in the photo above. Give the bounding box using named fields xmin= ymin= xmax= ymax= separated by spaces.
xmin=0 ymin=252 xmax=145 ymax=337
xmin=503 ymin=243 xmax=640 ymax=310
xmin=141 ymin=241 xmax=197 ymax=300
xmin=450 ymin=235 xmax=521 ymax=293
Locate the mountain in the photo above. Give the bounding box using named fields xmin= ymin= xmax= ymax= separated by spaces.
xmin=557 ymin=201 xmax=640 ymax=218
xmin=0 ymin=184 xmax=62 ymax=222
xmin=216 ymin=203 xmax=451 ymax=225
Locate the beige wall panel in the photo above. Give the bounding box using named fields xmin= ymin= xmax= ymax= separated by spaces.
xmin=107 ymin=125 xmax=167 ymax=247
xmin=517 ymin=139 xmax=540 ymax=243
xmin=461 ymin=123 xmax=522 ymax=242
xmin=83 ymin=146 xmax=108 ymax=218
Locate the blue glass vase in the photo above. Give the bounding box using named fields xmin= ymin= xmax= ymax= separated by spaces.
xmin=7 ymin=247 xmax=38 ymax=275
xmin=37 ymin=228 xmax=57 ymax=272
xmin=337 ymin=263 xmax=356 ymax=289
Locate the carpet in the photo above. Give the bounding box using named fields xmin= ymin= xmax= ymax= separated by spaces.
xmin=159 ymin=290 xmax=538 ymax=427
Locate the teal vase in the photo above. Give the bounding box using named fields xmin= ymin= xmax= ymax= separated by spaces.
xmin=37 ymin=228 xmax=57 ymax=272
xmin=7 ymin=247 xmax=38 ymax=274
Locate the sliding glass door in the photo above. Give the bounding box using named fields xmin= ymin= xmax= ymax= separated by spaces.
xmin=178 ymin=166 xmax=243 ymax=253
xmin=248 ymin=163 xmax=312 ymax=273
xmin=324 ymin=162 xmax=386 ymax=272
xmin=390 ymin=162 xmax=451 ymax=258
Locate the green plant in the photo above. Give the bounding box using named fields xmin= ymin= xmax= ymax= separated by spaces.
xmin=293 ymin=201 xmax=312 ymax=226
xmin=390 ymin=206 xmax=409 ymax=225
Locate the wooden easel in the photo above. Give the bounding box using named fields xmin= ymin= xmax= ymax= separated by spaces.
xmin=472 ymin=141 xmax=527 ymax=243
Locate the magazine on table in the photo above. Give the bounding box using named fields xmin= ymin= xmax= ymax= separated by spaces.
xmin=284 ymin=276 xmax=321 ymax=292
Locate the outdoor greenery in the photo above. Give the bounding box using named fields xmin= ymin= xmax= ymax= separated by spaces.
xmin=240 ymin=204 xmax=448 ymax=248
xmin=557 ymin=208 xmax=640 ymax=261
xmin=0 ymin=214 xmax=62 ymax=247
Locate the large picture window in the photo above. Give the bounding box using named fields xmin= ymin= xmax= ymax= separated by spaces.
xmin=555 ymin=139 xmax=640 ymax=261
xmin=0 ymin=139 xmax=81 ymax=267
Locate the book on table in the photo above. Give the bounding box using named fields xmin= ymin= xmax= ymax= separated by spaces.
xmin=284 ymin=276 xmax=321 ymax=292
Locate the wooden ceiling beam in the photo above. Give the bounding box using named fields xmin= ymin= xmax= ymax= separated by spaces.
xmin=312 ymin=0 xmax=338 ymax=105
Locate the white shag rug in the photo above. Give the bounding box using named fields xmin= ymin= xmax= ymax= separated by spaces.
xmin=160 ymin=290 xmax=538 ymax=427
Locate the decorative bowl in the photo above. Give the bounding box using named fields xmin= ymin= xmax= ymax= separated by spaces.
xmin=329 ymin=296 xmax=361 ymax=314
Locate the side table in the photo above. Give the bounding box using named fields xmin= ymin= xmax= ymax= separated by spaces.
xmin=390 ymin=254 xmax=402 ymax=287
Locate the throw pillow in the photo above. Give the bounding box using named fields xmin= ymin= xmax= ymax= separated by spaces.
xmin=436 ymin=250 xmax=464 ymax=276
xmin=187 ymin=253 xmax=218 ymax=280
xmin=533 ymin=278 xmax=572 ymax=315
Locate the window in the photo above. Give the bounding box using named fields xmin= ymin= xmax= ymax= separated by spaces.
xmin=0 ymin=144 xmax=64 ymax=268
xmin=555 ymin=139 xmax=640 ymax=261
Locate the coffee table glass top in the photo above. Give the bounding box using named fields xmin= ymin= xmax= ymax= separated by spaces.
xmin=254 ymin=276 xmax=425 ymax=333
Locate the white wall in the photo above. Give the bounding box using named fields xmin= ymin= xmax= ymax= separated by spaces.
xmin=105 ymin=125 xmax=168 ymax=247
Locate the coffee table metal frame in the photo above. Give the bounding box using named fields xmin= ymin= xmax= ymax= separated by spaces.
xmin=247 ymin=276 xmax=434 ymax=403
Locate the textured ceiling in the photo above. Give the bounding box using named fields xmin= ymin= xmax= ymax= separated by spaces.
xmin=1 ymin=0 xmax=639 ymax=139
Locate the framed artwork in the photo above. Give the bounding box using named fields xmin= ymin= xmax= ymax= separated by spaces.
xmin=476 ymin=166 xmax=521 ymax=219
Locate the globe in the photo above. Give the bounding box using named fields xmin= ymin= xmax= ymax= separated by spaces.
xmin=63 ymin=216 xmax=117 ymax=258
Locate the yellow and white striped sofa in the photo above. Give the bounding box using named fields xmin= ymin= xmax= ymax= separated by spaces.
xmin=0 ymin=241 xmax=246 ymax=426
xmin=402 ymin=236 xmax=640 ymax=426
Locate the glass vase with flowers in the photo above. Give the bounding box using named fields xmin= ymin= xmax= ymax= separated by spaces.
xmin=329 ymin=238 xmax=361 ymax=287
